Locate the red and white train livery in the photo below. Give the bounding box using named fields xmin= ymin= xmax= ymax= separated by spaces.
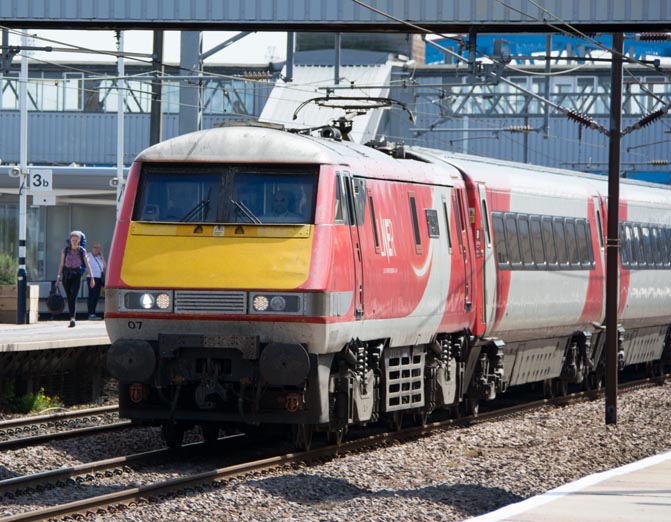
xmin=104 ymin=123 xmax=671 ymax=446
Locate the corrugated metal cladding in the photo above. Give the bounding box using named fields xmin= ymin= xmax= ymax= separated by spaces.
xmin=407 ymin=116 xmax=666 ymax=176
xmin=0 ymin=113 xmax=244 ymax=165
xmin=1 ymin=1 xmax=670 ymax=30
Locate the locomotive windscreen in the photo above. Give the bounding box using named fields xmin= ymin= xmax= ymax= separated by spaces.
xmin=133 ymin=163 xmax=318 ymax=225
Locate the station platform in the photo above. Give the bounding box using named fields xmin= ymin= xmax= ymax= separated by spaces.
xmin=468 ymin=450 xmax=671 ymax=522
xmin=0 ymin=319 xmax=110 ymax=352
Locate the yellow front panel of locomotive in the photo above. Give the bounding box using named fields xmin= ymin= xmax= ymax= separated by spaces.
xmin=120 ymin=223 xmax=314 ymax=289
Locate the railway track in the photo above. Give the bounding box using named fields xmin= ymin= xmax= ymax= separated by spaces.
xmin=0 ymin=405 xmax=129 ymax=450
xmin=2 ymin=376 xmax=666 ymax=522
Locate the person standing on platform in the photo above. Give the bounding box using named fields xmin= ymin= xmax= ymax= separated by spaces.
xmin=56 ymin=230 xmax=95 ymax=328
xmin=87 ymin=242 xmax=106 ymax=320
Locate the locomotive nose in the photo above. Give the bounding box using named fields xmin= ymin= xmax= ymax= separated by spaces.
xmin=107 ymin=339 xmax=156 ymax=382
xmin=259 ymin=342 xmax=310 ymax=386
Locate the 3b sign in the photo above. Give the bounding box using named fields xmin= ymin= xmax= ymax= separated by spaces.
xmin=29 ymin=169 xmax=53 ymax=192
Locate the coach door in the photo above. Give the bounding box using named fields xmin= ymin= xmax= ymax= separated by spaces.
xmin=478 ymin=183 xmax=497 ymax=335
xmin=453 ymin=188 xmax=473 ymax=312
xmin=342 ymin=172 xmax=365 ymax=320
xmin=593 ymin=195 xmax=607 ymax=320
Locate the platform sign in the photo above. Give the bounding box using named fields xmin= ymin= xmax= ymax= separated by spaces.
xmin=29 ymin=169 xmax=53 ymax=192
xmin=32 ymin=194 xmax=56 ymax=206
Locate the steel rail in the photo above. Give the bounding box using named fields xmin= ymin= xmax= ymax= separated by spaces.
xmin=4 ymin=375 xmax=667 ymax=522
xmin=0 ymin=421 xmax=132 ymax=451
xmin=0 ymin=405 xmax=118 ymax=430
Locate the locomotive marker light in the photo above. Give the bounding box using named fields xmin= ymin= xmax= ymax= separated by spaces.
xmin=122 ymin=291 xmax=173 ymax=312
xmin=250 ymin=292 xmax=303 ymax=314
xmin=252 ymin=294 xmax=269 ymax=311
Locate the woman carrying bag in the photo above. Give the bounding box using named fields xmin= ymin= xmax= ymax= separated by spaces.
xmin=56 ymin=230 xmax=95 ymax=327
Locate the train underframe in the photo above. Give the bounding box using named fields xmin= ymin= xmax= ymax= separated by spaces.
xmin=113 ymin=324 xmax=670 ymax=449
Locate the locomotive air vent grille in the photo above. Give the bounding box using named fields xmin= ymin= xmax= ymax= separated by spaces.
xmin=383 ymin=348 xmax=425 ymax=412
xmin=174 ymin=291 xmax=247 ymax=314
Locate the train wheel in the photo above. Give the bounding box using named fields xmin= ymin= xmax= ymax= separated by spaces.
xmin=543 ymin=379 xmax=554 ymax=399
xmin=414 ymin=410 xmax=429 ymax=427
xmin=554 ymin=379 xmax=569 ymax=397
xmin=326 ymin=425 xmax=347 ymax=447
xmin=200 ymin=423 xmax=220 ymax=446
xmin=292 ymin=424 xmax=314 ymax=451
xmin=387 ymin=412 xmax=404 ymax=432
xmin=587 ymin=372 xmax=603 ymax=391
xmin=650 ymin=361 xmax=665 ymax=384
xmin=161 ymin=422 xmax=185 ymax=449
xmin=464 ymin=397 xmax=479 ymax=417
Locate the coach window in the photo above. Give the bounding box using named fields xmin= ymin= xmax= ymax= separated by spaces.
xmin=334 ymin=174 xmax=350 ymax=224
xmin=530 ymin=215 xmax=545 ymax=267
xmin=626 ymin=224 xmax=638 ymax=267
xmin=553 ymin=218 xmax=569 ymax=267
xmin=659 ymin=227 xmax=668 ymax=266
xmin=575 ymin=219 xmax=590 ymax=268
xmin=659 ymin=228 xmax=670 ymax=266
xmin=541 ymin=216 xmax=557 ymax=267
xmin=442 ymin=198 xmax=453 ymax=251
xmin=619 ymin=223 xmax=630 ymax=267
xmin=650 ymin=227 xmax=662 ymax=267
xmin=666 ymin=227 xmax=671 ymax=265
xmin=505 ymin=213 xmax=522 ymax=267
xmin=584 ymin=220 xmax=595 ymax=266
xmin=564 ymin=219 xmax=580 ymax=268
xmin=481 ymin=199 xmax=491 ymax=247
xmin=492 ymin=213 xmax=509 ymax=267
xmin=426 ymin=209 xmax=440 ymax=238
xmin=409 ymin=193 xmax=422 ymax=254
xmin=367 ymin=193 xmax=381 ymax=253
xmin=656 ymin=227 xmax=667 ymax=266
xmin=517 ymin=215 xmax=534 ymax=268
xmin=632 ymin=225 xmax=645 ymax=267
xmin=595 ymin=205 xmax=604 ymax=249
xmin=350 ymin=177 xmax=367 ymax=226
xmin=453 ymin=194 xmax=464 ymax=252
xmin=641 ymin=226 xmax=651 ymax=264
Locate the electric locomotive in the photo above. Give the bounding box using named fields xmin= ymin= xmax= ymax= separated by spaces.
xmin=105 ymin=123 xmax=477 ymax=447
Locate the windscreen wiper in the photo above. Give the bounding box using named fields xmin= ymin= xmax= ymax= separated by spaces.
xmin=180 ymin=198 xmax=210 ymax=222
xmin=180 ymin=188 xmax=213 ymax=222
xmin=231 ymin=199 xmax=262 ymax=224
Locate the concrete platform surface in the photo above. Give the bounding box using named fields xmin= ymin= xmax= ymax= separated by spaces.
xmin=0 ymin=320 xmax=110 ymax=352
xmin=467 ymin=450 xmax=671 ymax=522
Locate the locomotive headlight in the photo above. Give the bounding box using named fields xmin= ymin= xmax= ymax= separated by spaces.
xmin=249 ymin=293 xmax=302 ymax=315
xmin=122 ymin=291 xmax=173 ymax=312
xmin=140 ymin=293 xmax=155 ymax=309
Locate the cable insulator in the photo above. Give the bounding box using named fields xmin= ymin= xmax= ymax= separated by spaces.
xmin=636 ymin=33 xmax=671 ymax=41
xmin=635 ymin=109 xmax=666 ymax=130
xmin=565 ymin=109 xmax=599 ymax=129
xmin=650 ymin=159 xmax=669 ymax=166
xmin=506 ymin=125 xmax=533 ymax=133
